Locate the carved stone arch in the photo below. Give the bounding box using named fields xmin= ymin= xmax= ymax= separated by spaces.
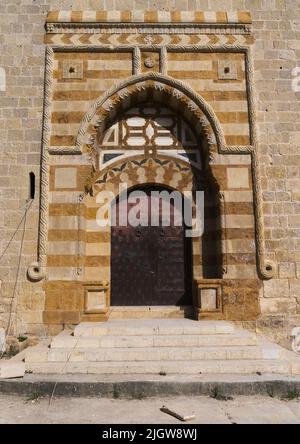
xmin=84 ymin=153 xmax=223 ymax=288
xmin=27 ymin=62 xmax=275 ymax=284
xmin=75 ymin=74 xmax=274 ymax=281
xmin=75 ymin=72 xmax=227 ymax=167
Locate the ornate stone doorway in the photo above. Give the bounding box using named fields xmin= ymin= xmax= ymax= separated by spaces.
xmin=110 ymin=185 xmax=193 ymax=306
xmin=40 ymin=69 xmax=264 ymax=325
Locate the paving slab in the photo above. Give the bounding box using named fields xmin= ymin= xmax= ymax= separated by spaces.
xmin=224 ymin=397 xmax=300 ymax=424
xmin=285 ymin=401 xmax=300 ymax=420
xmin=0 ymin=394 xmax=300 ymax=424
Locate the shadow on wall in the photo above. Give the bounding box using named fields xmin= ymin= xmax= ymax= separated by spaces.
xmin=199 ymin=168 xmax=223 ymax=279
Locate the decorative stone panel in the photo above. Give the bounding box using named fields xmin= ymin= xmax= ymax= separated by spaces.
xmin=84 ymin=284 xmax=110 ymax=314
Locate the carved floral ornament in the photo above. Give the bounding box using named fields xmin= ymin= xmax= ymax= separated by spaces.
xmin=87 ymin=155 xmax=196 ymax=200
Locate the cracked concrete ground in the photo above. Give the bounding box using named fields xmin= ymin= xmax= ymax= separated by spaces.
xmin=0 ymin=394 xmax=299 ymax=424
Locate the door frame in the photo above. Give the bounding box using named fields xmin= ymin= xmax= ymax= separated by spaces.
xmin=110 ymin=184 xmax=193 ymax=307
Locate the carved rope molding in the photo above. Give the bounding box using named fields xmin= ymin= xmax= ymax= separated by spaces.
xmin=27 ymin=46 xmax=53 ymax=281
xmin=46 ymin=24 xmax=251 ymax=35
xmin=133 ymin=47 xmax=141 ymax=75
xmin=75 ymin=72 xmax=225 ymax=151
xmin=50 ymin=43 xmax=252 ymax=52
xmin=160 ymin=46 xmax=168 ymax=75
xmin=74 ymin=70 xmax=275 ymax=280
xmin=245 ymin=46 xmax=276 ymax=279
xmin=29 ymin=41 xmax=276 ymax=280
xmin=47 ymin=43 xmax=256 ymax=155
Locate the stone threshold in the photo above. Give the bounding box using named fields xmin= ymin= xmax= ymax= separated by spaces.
xmin=108 ymin=305 xmax=194 ymax=319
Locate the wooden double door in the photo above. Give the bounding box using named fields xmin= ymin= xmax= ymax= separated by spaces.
xmin=110 ymin=187 xmax=192 ymax=306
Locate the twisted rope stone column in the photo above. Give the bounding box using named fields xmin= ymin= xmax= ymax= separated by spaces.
xmin=27 ymin=46 xmax=53 ymax=281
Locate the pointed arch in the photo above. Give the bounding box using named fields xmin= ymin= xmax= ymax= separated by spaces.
xmin=75 ymin=72 xmax=228 ymax=164
xmin=75 ymin=73 xmax=275 ymax=280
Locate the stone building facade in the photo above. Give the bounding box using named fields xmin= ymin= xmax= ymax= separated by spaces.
xmin=0 ymin=1 xmax=299 ymax=347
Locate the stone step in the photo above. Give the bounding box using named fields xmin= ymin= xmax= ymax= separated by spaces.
xmin=24 ymin=319 xmax=300 ymax=377
xmin=73 ymin=320 xmax=235 ymax=337
xmin=27 ymin=345 xmax=285 ymax=363
xmin=109 ymin=306 xmax=193 ymax=319
xmin=25 ymin=359 xmax=300 ymax=375
xmin=51 ymin=331 xmax=257 ymax=349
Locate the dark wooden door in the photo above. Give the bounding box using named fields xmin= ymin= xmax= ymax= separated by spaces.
xmin=110 ymin=188 xmax=192 ymax=306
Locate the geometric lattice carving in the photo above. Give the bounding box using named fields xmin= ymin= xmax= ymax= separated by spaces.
xmin=101 ymin=123 xmax=119 ymax=146
xmin=97 ymin=104 xmax=201 ymax=169
xmin=99 ymin=104 xmax=198 ymax=149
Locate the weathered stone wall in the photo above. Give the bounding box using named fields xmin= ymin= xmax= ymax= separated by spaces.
xmin=0 ymin=0 xmax=299 ymax=342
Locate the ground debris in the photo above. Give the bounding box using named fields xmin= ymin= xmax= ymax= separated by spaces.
xmin=160 ymin=405 xmax=195 ymax=422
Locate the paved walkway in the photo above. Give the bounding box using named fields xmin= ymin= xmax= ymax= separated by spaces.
xmin=0 ymin=394 xmax=299 ymax=424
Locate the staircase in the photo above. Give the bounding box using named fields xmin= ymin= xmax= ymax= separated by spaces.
xmin=25 ymin=319 xmax=300 ymax=375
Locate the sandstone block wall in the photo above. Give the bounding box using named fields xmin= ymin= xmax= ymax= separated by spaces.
xmin=0 ymin=0 xmax=299 ymax=343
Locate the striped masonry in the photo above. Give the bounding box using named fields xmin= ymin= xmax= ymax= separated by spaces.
xmin=50 ymin=52 xmax=250 ymax=148
xmin=46 ymin=10 xmax=252 ymax=25
xmin=47 ymin=156 xmax=256 ymax=282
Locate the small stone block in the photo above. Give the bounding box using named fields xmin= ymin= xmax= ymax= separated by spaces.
xmin=55 ymin=168 xmax=77 ymax=189
xmin=291 ymin=361 xmax=300 ymax=375
xmin=227 ymin=168 xmax=249 ymax=189
xmin=0 ymin=362 xmax=25 ymax=379
xmin=0 ymin=328 xmax=5 ymax=353
xmin=200 ymin=289 xmax=217 ymax=311
xmin=63 ymin=60 xmax=83 ymax=79
xmin=218 ymin=61 xmax=238 ymax=80
xmin=85 ymin=288 xmax=107 ymax=313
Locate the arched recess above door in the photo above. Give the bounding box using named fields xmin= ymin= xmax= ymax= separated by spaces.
xmin=75 ymin=72 xmax=228 ymax=169
xmin=96 ymin=101 xmax=204 ymax=171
